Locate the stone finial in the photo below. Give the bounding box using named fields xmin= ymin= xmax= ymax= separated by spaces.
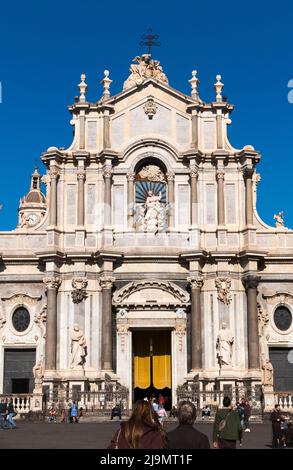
xmin=189 ymin=70 xmax=199 ymax=101
xmin=214 ymin=74 xmax=224 ymax=102
xmin=78 ymin=73 xmax=87 ymax=103
xmin=100 ymin=70 xmax=112 ymax=101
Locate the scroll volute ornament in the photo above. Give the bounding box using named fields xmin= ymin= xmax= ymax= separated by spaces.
xmin=215 ymin=277 xmax=232 ymax=305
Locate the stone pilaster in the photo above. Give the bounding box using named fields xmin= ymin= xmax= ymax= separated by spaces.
xmin=187 ymin=276 xmax=204 ymax=370
xmin=127 ymin=172 xmax=135 ymax=229
xmin=216 ymin=171 xmax=225 ymax=225
xmin=43 ymin=277 xmax=61 ymax=371
xmin=103 ymin=110 xmax=110 ymax=148
xmin=166 ymin=172 xmax=175 ymax=228
xmin=190 ymin=167 xmax=198 ymax=226
xmin=191 ymin=113 xmax=199 ymax=149
xmin=243 ymin=167 xmax=254 ymax=226
xmin=49 ymin=168 xmax=59 ymax=227
xmin=99 ymin=276 xmax=115 ymax=371
xmin=103 ymin=167 xmax=113 ymax=226
xmin=79 ymin=113 xmax=85 ymax=149
xmin=77 ymin=171 xmax=85 ymax=226
xmin=243 ymin=275 xmax=261 ymax=370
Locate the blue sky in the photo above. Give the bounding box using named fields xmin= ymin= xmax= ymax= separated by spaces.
xmin=0 ymin=0 xmax=292 ymax=230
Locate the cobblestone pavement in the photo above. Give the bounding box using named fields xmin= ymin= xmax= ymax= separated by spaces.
xmin=0 ymin=421 xmax=276 ymax=449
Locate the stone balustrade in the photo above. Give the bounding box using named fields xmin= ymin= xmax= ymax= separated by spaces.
xmin=0 ymin=394 xmax=33 ymax=413
xmin=274 ymin=392 xmax=293 ymax=410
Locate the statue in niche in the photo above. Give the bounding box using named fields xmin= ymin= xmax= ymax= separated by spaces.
xmin=137 ymin=190 xmax=166 ymax=233
xmin=262 ymin=359 xmax=274 ymax=386
xmin=70 ymin=324 xmax=87 ymax=368
xmin=216 ymin=322 xmax=234 ymax=366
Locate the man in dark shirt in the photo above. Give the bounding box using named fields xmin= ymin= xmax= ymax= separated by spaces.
xmin=111 ymin=404 xmax=122 ymax=420
xmin=167 ymin=401 xmax=210 ymax=449
xmin=270 ymin=404 xmax=283 ymax=448
xmin=0 ymin=400 xmax=7 ymax=430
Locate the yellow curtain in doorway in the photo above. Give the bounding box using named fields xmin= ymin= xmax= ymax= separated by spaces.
xmin=133 ymin=332 xmax=151 ymax=389
xmin=152 ymin=331 xmax=171 ymax=390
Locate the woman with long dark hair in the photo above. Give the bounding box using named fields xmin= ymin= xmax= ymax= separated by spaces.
xmin=107 ymin=399 xmax=168 ymax=449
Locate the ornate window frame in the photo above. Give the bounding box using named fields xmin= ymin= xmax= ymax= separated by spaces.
xmin=270 ymin=303 xmax=293 ymax=336
xmin=9 ymin=304 xmax=33 ymax=336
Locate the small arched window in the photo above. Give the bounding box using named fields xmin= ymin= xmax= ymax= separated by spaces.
xmin=12 ymin=307 xmax=30 ymax=332
xmin=274 ymin=306 xmax=292 ymax=332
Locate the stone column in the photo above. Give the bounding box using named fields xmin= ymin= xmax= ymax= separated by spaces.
xmin=243 ymin=275 xmax=261 ymax=370
xmin=49 ymin=168 xmax=59 ymax=226
xmin=167 ymin=172 xmax=175 ymax=228
xmin=103 ymin=111 xmax=110 ymax=149
xmin=244 ymin=167 xmax=254 ymax=225
xmin=190 ymin=167 xmax=198 ymax=225
xmin=187 ymin=276 xmax=204 ymax=370
xmin=43 ymin=277 xmax=61 ymax=370
xmin=127 ymin=172 xmax=135 ymax=229
xmin=103 ymin=167 xmax=113 ymax=226
xmin=216 ymin=171 xmax=225 ymax=225
xmin=77 ymin=172 xmax=85 ymax=226
xmin=99 ymin=276 xmax=115 ymax=370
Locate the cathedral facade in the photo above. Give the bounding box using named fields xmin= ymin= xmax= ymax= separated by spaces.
xmin=0 ymin=54 xmax=293 ymax=410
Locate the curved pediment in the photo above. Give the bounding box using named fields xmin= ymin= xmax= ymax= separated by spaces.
xmin=113 ymin=280 xmax=189 ymax=306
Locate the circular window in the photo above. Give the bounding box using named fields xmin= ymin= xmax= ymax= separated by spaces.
xmin=12 ymin=307 xmax=30 ymax=332
xmin=274 ymin=306 xmax=292 ymax=331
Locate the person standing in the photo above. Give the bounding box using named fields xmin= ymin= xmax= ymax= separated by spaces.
xmin=71 ymin=401 xmax=78 ymax=423
xmin=213 ymin=396 xmax=242 ymax=449
xmin=167 ymin=401 xmax=210 ymax=449
xmin=157 ymin=404 xmax=168 ymax=427
xmin=7 ymin=399 xmax=17 ymax=429
xmin=270 ymin=404 xmax=283 ymax=448
xmin=0 ymin=399 xmax=7 ymax=430
xmin=243 ymin=400 xmax=251 ymax=432
xmin=107 ymin=400 xmax=167 ymax=449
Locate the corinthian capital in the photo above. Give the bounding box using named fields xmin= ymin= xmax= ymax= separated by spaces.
xmin=99 ymin=275 xmax=115 ymax=290
xmin=103 ymin=167 xmax=113 ymax=179
xmin=190 ymin=167 xmax=199 ymax=179
xmin=43 ymin=277 xmax=61 ymax=289
xmin=126 ymin=172 xmax=135 ymax=182
xmin=166 ymin=171 xmax=175 ymax=183
xmin=243 ymin=166 xmax=254 ymax=180
xmin=242 ymin=275 xmax=260 ymax=290
xmin=187 ymin=276 xmax=204 ymax=290
xmin=77 ymin=172 xmax=86 ymax=181
xmin=49 ymin=168 xmax=60 ymax=180
xmin=216 ymin=171 xmax=225 ymax=181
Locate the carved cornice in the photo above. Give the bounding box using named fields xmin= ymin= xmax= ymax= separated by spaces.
xmin=99 ymin=276 xmax=115 ymax=290
xmin=1 ymin=293 xmax=42 ymax=305
xmin=113 ymin=280 xmax=189 ymax=305
xmin=262 ymin=291 xmax=293 ymax=303
xmin=215 ymin=277 xmax=232 ymax=305
xmin=187 ymin=276 xmax=204 ymax=290
xmin=43 ymin=277 xmax=61 ymax=289
xmin=242 ymin=275 xmax=260 ymax=290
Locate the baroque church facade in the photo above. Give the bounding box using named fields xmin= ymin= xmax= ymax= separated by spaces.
xmin=0 ymin=54 xmax=293 ymax=410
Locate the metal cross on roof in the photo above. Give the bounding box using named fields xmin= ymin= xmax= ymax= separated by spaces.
xmin=140 ymin=28 xmax=161 ymax=55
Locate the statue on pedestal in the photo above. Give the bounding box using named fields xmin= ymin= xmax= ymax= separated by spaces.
xmin=33 ymin=359 xmax=44 ymax=390
xmin=70 ymin=324 xmax=87 ymax=368
xmin=262 ymin=359 xmax=274 ymax=386
xmin=216 ymin=322 xmax=234 ymax=366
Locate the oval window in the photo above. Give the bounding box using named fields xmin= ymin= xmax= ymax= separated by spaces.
xmin=12 ymin=307 xmax=30 ymax=332
xmin=274 ymin=306 xmax=292 ymax=331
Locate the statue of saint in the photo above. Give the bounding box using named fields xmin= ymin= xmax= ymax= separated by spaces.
xmin=70 ymin=324 xmax=87 ymax=368
xmin=144 ymin=190 xmax=163 ymax=232
xmin=262 ymin=359 xmax=274 ymax=386
xmin=216 ymin=322 xmax=234 ymax=366
xmin=274 ymin=211 xmax=284 ymax=228
xmin=33 ymin=359 xmax=44 ymax=383
xmin=259 ymin=334 xmax=270 ymax=364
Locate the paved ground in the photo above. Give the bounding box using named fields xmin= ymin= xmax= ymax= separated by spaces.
xmin=0 ymin=420 xmax=276 ymax=449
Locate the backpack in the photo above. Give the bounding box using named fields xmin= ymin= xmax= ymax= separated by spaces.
xmin=218 ymin=411 xmax=231 ymax=433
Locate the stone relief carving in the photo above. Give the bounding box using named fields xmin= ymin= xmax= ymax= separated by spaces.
xmin=123 ymin=54 xmax=168 ymax=90
xmin=137 ymin=164 xmax=165 ymax=182
xmin=262 ymin=291 xmax=293 ymax=304
xmin=215 ymin=277 xmax=232 ymax=305
xmin=71 ymin=278 xmax=88 ymax=304
xmin=117 ymin=324 xmax=129 ymax=352
xmin=216 ymin=322 xmax=234 ymax=366
xmin=34 ymin=305 xmax=47 ymax=338
xmin=175 ymin=323 xmax=186 ymax=352
xmin=0 ymin=311 xmax=6 ymax=329
xmin=70 ymin=324 xmax=87 ymax=368
xmin=257 ymin=302 xmax=269 ymax=332
xmin=259 ymin=334 xmax=270 ymax=365
xmin=113 ymin=280 xmax=190 ymax=305
xmin=143 ymin=98 xmax=158 ymax=119
xmin=1 ymin=293 xmax=42 ymax=305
